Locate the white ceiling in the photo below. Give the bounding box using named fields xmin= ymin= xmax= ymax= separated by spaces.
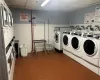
xmin=5 ymin=0 xmax=100 ymax=12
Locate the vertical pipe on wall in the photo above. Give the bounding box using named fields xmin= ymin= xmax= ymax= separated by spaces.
xmin=48 ymin=18 xmax=49 ymax=44
xmin=31 ymin=10 xmax=34 ymax=52
xmin=44 ymin=21 xmax=45 ymax=40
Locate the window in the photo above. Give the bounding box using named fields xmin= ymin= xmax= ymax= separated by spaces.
xmin=2 ymin=7 xmax=9 ymax=27
xmin=8 ymin=13 xmax=12 ymax=26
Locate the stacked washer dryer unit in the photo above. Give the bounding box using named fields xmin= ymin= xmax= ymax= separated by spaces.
xmin=54 ymin=27 xmax=71 ymax=52
xmin=0 ymin=0 xmax=15 ymax=80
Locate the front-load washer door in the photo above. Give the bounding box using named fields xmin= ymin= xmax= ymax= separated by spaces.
xmin=71 ymin=37 xmax=79 ymax=50
xmin=55 ymin=33 xmax=59 ymax=43
xmin=63 ymin=35 xmax=68 ymax=46
xmin=83 ymin=39 xmax=97 ymax=57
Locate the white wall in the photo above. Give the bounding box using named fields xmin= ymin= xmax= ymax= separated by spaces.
xmin=14 ymin=24 xmax=69 ymax=53
xmin=14 ymin=24 xmax=32 ymax=53
xmin=11 ymin=8 xmax=69 ymax=53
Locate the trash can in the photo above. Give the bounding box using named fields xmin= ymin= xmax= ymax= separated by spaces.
xmin=20 ymin=44 xmax=28 ymax=57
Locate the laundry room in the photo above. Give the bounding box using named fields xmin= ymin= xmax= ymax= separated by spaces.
xmin=0 ymin=0 xmax=100 ymax=80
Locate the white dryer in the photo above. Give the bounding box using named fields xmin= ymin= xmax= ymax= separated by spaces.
xmin=54 ymin=31 xmax=62 ymax=51
xmin=82 ymin=33 xmax=100 ymax=74
xmin=70 ymin=31 xmax=80 ymax=54
xmin=70 ymin=32 xmax=83 ymax=57
xmin=54 ymin=27 xmax=71 ymax=52
xmin=62 ymin=32 xmax=72 ymax=53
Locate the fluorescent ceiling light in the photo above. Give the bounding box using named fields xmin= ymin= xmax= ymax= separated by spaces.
xmin=41 ymin=0 xmax=50 ymax=7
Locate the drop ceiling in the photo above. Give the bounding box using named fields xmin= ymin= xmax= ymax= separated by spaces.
xmin=5 ymin=0 xmax=100 ymax=12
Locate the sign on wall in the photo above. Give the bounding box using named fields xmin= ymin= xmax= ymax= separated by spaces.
xmin=84 ymin=7 xmax=100 ymax=24
xmin=84 ymin=13 xmax=90 ymax=24
xmin=20 ymin=13 xmax=28 ymax=21
xmin=84 ymin=12 xmax=95 ymax=24
xmin=95 ymin=7 xmax=100 ymax=23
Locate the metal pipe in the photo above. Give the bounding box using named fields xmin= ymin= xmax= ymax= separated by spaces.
xmin=31 ymin=10 xmax=34 ymax=52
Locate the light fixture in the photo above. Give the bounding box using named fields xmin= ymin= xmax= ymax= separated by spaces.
xmin=41 ymin=0 xmax=50 ymax=7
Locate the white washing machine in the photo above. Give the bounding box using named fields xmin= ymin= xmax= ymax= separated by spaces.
xmin=70 ymin=32 xmax=83 ymax=57
xmin=54 ymin=31 xmax=62 ymax=51
xmin=93 ymin=25 xmax=100 ymax=75
xmin=82 ymin=33 xmax=100 ymax=74
xmin=54 ymin=27 xmax=71 ymax=52
xmin=69 ymin=31 xmax=80 ymax=54
xmin=62 ymin=32 xmax=72 ymax=54
xmin=69 ymin=31 xmax=76 ymax=54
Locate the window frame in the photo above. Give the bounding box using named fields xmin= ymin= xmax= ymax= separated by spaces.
xmin=2 ymin=7 xmax=9 ymax=27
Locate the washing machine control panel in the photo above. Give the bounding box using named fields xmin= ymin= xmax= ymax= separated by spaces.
xmin=63 ymin=32 xmax=70 ymax=34
xmin=71 ymin=31 xmax=76 ymax=35
xmin=93 ymin=34 xmax=100 ymax=39
xmin=83 ymin=33 xmax=100 ymax=39
xmin=87 ymin=34 xmax=93 ymax=37
xmin=71 ymin=32 xmax=82 ymax=36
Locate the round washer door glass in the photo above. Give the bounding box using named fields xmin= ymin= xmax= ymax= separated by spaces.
xmin=71 ymin=37 xmax=79 ymax=49
xmin=55 ymin=33 xmax=59 ymax=43
xmin=84 ymin=40 xmax=95 ymax=56
xmin=63 ymin=35 xmax=68 ymax=45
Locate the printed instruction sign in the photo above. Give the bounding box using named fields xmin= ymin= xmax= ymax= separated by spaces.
xmin=84 ymin=13 xmax=90 ymax=24
xmin=95 ymin=7 xmax=100 ymax=23
xmin=20 ymin=13 xmax=28 ymax=21
xmin=84 ymin=12 xmax=95 ymax=24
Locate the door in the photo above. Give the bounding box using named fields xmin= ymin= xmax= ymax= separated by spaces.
xmin=71 ymin=37 xmax=79 ymax=49
xmin=55 ymin=33 xmax=59 ymax=43
xmin=83 ymin=39 xmax=96 ymax=56
xmin=63 ymin=35 xmax=68 ymax=46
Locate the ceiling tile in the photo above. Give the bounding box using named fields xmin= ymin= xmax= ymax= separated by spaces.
xmin=5 ymin=0 xmax=100 ymax=12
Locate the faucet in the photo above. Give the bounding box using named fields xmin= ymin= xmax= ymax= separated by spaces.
xmin=70 ymin=26 xmax=75 ymax=30
xmin=81 ymin=26 xmax=85 ymax=30
xmin=86 ymin=25 xmax=94 ymax=31
xmin=95 ymin=25 xmax=100 ymax=31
